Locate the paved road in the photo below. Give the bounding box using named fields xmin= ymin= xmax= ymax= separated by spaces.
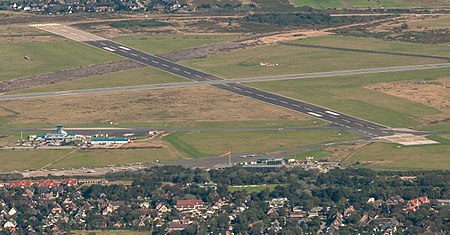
xmin=27 ymin=24 xmax=450 ymax=137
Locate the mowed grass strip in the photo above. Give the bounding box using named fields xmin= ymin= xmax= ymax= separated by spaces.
xmin=294 ymin=36 xmax=450 ymax=58
xmin=69 ymin=230 xmax=150 ymax=235
xmin=181 ymin=43 xmax=444 ymax=79
xmin=0 ymin=149 xmax=72 ymax=172
xmin=10 ymin=67 xmax=187 ymax=94
xmin=0 ymin=41 xmax=120 ymax=81
xmin=347 ymin=134 xmax=450 ymax=170
xmin=249 ymin=68 xmax=447 ymax=128
xmin=115 ymin=34 xmax=239 ymax=54
xmin=164 ymin=130 xmax=358 ymax=158
xmin=50 ymin=148 xmax=185 ymax=169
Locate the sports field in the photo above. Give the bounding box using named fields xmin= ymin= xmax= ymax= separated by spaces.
xmin=163 ymin=130 xmax=358 ymax=158
xmin=347 ymin=134 xmax=450 ymax=170
xmin=181 ymin=41 xmax=445 ymax=79
xmin=0 ymin=41 xmax=119 ymax=82
xmin=115 ymin=34 xmax=239 ymax=54
xmin=249 ymin=68 xmax=448 ymax=128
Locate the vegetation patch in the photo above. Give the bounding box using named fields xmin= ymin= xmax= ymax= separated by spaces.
xmin=109 ymin=20 xmax=171 ymax=29
xmin=163 ymin=130 xmax=358 ymax=158
xmin=228 ymin=184 xmax=279 ymax=192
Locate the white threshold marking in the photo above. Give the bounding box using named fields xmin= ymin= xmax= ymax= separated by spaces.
xmin=355 ymin=123 xmax=363 ymax=127
xmin=141 ymin=57 xmax=148 ymax=60
xmin=280 ymin=100 xmax=288 ymax=104
xmin=99 ymin=42 xmax=107 ymax=46
xmin=102 ymin=47 xmax=116 ymax=52
xmin=368 ymin=126 xmax=375 ymax=129
xmin=184 ymin=71 xmax=191 ymax=74
xmin=173 ymin=67 xmax=180 ymax=71
xmin=119 ymin=46 xmax=131 ymax=51
xmin=195 ymin=74 xmax=202 ymax=78
xmin=162 ymin=64 xmax=169 ymax=67
xmin=120 ymin=50 xmax=128 ymax=53
xmin=130 ymin=53 xmax=138 ymax=57
xmin=307 ymin=112 xmax=323 ymax=117
xmin=325 ymin=110 xmax=340 ymax=116
xmin=152 ymin=60 xmax=159 ymax=64
xmin=292 ymin=104 xmax=301 ymax=108
xmin=305 ymin=107 xmax=312 ymax=111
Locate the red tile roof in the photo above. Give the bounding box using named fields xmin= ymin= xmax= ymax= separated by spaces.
xmin=176 ymin=200 xmax=204 ymax=209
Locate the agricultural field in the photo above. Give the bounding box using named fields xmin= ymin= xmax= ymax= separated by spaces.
xmin=10 ymin=67 xmax=187 ymax=94
xmin=115 ymin=34 xmax=240 ymax=54
xmin=0 ymin=41 xmax=120 ymax=82
xmin=163 ymin=130 xmax=358 ymax=158
xmin=291 ymin=0 xmax=449 ymax=8
xmin=181 ymin=41 xmax=445 ymax=79
xmin=0 ymin=86 xmax=313 ymax=129
xmin=248 ymin=68 xmax=449 ymax=128
xmin=347 ymin=134 xmax=450 ymax=170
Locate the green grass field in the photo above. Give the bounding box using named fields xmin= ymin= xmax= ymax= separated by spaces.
xmin=181 ymin=42 xmax=444 ymax=79
xmin=291 ymin=0 xmax=435 ymax=8
xmin=249 ymin=68 xmax=448 ymax=128
xmin=10 ymin=67 xmax=187 ymax=94
xmin=115 ymin=34 xmax=239 ymax=54
xmin=228 ymin=184 xmax=279 ymax=193
xmin=295 ymin=36 xmax=450 ymax=58
xmin=48 ymin=148 xmax=185 ymax=169
xmin=0 ymin=149 xmax=72 ymax=172
xmin=164 ymin=130 xmax=358 ymax=158
xmin=347 ymin=134 xmax=450 ymax=170
xmin=0 ymin=41 xmax=120 ymax=81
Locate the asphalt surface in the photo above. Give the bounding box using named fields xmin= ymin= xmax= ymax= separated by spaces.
xmin=25 ymin=24 xmax=450 ymax=138
xmin=81 ymin=39 xmax=394 ymax=137
xmin=2 ymin=62 xmax=450 ymax=102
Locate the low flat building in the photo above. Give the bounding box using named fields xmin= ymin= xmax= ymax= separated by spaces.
xmin=90 ymin=137 xmax=129 ymax=144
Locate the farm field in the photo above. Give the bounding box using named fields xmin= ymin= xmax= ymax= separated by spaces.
xmin=248 ymin=68 xmax=448 ymax=128
xmin=0 ymin=41 xmax=120 ymax=82
xmin=181 ymin=42 xmax=445 ymax=79
xmin=163 ymin=130 xmax=358 ymax=158
xmin=115 ymin=34 xmax=240 ymax=54
xmin=347 ymin=134 xmax=450 ymax=170
xmin=294 ymin=36 xmax=450 ymax=58
xmin=0 ymin=149 xmax=72 ymax=172
xmin=10 ymin=67 xmax=187 ymax=94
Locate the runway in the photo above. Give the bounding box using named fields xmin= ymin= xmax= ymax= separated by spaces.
xmin=2 ymin=62 xmax=449 ymax=102
xmin=26 ymin=24 xmax=448 ymax=138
